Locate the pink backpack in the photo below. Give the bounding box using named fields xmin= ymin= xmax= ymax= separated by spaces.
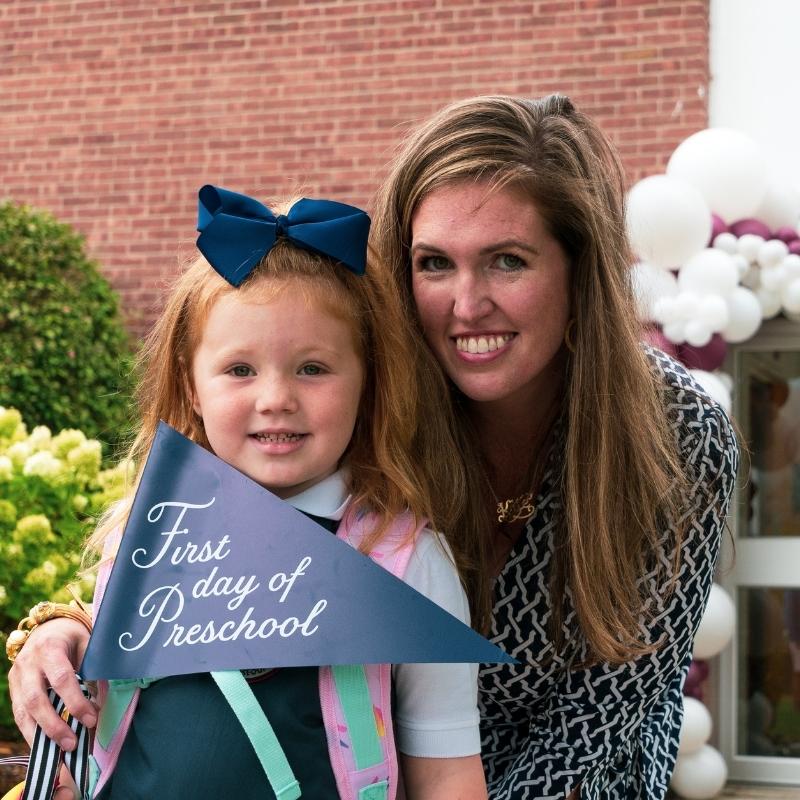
xmin=88 ymin=510 xmax=424 ymax=800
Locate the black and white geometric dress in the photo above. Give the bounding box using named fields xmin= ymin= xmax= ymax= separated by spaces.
xmin=479 ymin=349 xmax=739 ymax=799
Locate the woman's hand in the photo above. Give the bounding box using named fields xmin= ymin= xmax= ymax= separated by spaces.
xmin=8 ymin=617 xmax=95 ymax=749
xmin=400 ymin=753 xmax=488 ymax=799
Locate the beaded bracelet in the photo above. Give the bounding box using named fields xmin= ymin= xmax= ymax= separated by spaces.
xmin=6 ymin=597 xmax=92 ymax=664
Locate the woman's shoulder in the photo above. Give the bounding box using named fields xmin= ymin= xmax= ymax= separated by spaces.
xmin=642 ymin=343 xmax=739 ymax=477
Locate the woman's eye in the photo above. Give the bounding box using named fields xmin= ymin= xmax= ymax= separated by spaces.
xmin=299 ymin=364 xmax=325 ymax=376
xmin=228 ymin=365 xmax=253 ymax=377
xmin=496 ymin=253 xmax=525 ymax=270
xmin=417 ymin=254 xmax=450 ymax=272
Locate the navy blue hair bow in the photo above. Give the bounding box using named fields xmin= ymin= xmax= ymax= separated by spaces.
xmin=196 ymin=185 xmax=370 ymax=286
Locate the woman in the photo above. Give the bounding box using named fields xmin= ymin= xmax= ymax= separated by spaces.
xmin=9 ymin=95 xmax=738 ymax=799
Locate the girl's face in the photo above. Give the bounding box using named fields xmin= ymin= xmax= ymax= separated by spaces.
xmin=190 ymin=286 xmax=364 ymax=498
xmin=410 ymin=180 xmax=571 ymax=414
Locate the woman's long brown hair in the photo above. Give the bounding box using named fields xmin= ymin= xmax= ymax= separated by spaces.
xmin=371 ymin=94 xmax=694 ymax=662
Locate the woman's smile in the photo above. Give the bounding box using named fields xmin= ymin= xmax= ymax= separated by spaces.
xmin=411 ymin=180 xmax=571 ymax=412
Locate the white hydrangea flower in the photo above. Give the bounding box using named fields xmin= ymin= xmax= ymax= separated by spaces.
xmin=0 ymin=407 xmax=23 ymax=438
xmin=67 ymin=439 xmax=102 ymax=480
xmin=28 ymin=425 xmax=53 ymax=448
xmin=23 ymin=450 xmax=63 ymax=479
xmin=51 ymin=428 xmax=87 ymax=458
xmin=41 ymin=560 xmax=58 ymax=577
xmin=7 ymin=441 xmax=33 ymax=468
xmin=0 ymin=455 xmax=13 ymax=481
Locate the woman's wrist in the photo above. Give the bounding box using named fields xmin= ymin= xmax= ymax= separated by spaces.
xmin=6 ymin=600 xmax=93 ymax=664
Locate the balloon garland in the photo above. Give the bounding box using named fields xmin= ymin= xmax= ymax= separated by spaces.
xmin=627 ymin=127 xmax=800 ymax=799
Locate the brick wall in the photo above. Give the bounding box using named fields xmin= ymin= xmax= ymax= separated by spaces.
xmin=0 ymin=0 xmax=709 ymax=336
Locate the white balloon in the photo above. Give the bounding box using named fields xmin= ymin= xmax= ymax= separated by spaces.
xmin=782 ymin=279 xmax=800 ymax=314
xmin=760 ymin=265 xmax=789 ymax=292
xmin=626 ymin=175 xmax=712 ymax=268
xmin=679 ymin=698 xmax=713 ymax=754
xmin=653 ymin=296 xmax=678 ymax=325
xmin=712 ymin=232 xmax=738 ymax=255
xmin=667 ymin=128 xmax=768 ymax=223
xmin=721 ymin=287 xmax=762 ymax=343
xmin=732 ymin=253 xmax=749 ymax=279
xmin=737 ymin=233 xmax=765 ymax=263
xmin=693 ymin=584 xmax=735 ymax=659
xmin=753 ymin=180 xmax=800 ymax=230
xmin=670 ymin=745 xmax=728 ymax=799
xmin=674 ymin=291 xmax=700 ymax=320
xmin=663 ymin=320 xmax=687 ymax=344
xmin=756 ymin=286 xmax=783 ymax=320
xmin=689 ymin=370 xmax=732 ymax=414
xmin=697 ymin=295 xmax=729 ymax=331
xmin=757 ymin=238 xmax=789 ymax=269
xmin=630 ymin=262 xmax=679 ymax=321
xmin=740 ymin=264 xmax=762 ymax=291
xmin=678 ymin=249 xmax=739 ymax=297
xmin=716 ymin=371 xmax=733 ymax=392
xmin=684 ymin=320 xmax=712 ymax=348
xmin=783 ymin=254 xmax=800 ymax=282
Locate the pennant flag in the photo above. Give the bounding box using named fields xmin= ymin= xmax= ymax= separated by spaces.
xmin=80 ymin=422 xmax=513 ymax=680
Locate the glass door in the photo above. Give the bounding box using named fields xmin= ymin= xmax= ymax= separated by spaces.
xmin=719 ymin=318 xmax=800 ymax=784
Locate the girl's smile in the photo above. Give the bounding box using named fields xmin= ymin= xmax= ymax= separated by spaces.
xmin=190 ymin=286 xmax=364 ymax=498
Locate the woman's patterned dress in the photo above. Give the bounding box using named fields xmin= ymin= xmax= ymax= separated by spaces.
xmin=480 ymin=349 xmax=739 ymax=799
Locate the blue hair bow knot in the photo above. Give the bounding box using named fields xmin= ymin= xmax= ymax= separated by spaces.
xmin=196 ymin=185 xmax=370 ymax=286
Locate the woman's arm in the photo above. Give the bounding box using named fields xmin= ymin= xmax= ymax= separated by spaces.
xmin=8 ymin=617 xmax=94 ymax=749
xmin=401 ymin=753 xmax=487 ymax=800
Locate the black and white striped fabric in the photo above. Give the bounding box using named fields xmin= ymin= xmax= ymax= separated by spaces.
xmin=479 ymin=348 xmax=739 ymax=799
xmin=21 ymin=680 xmax=91 ymax=800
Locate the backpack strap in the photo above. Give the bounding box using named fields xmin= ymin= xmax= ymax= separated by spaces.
xmin=321 ymin=509 xmax=426 ymax=800
xmin=210 ymin=671 xmax=301 ymax=800
xmin=331 ymin=665 xmax=384 ymax=770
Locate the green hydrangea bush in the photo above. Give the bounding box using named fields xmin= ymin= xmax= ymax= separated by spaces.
xmin=0 ymin=407 xmax=131 ymax=732
xmin=0 ymin=200 xmax=134 ymax=455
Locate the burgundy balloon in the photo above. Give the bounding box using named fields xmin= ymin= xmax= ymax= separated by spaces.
xmin=678 ymin=334 xmax=728 ymax=372
xmin=641 ymin=326 xmax=679 ymax=358
xmin=789 ymin=239 xmax=800 ymax=255
xmin=684 ymin=659 xmax=710 ymax=701
xmin=709 ymin=214 xmax=728 ymax=244
xmin=730 ymin=218 xmax=772 ymax=239
xmin=774 ymin=226 xmax=799 ymax=244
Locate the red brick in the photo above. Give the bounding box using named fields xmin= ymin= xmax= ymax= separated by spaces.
xmin=0 ymin=0 xmax=710 ymax=336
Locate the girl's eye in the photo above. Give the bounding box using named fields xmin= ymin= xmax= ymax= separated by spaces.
xmin=416 ymin=254 xmax=451 ymax=272
xmin=496 ymin=253 xmax=526 ymax=270
xmin=299 ymin=364 xmax=325 ymax=376
xmin=228 ymin=365 xmax=253 ymax=378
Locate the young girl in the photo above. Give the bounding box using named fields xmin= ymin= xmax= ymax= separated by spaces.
xmin=71 ymin=187 xmax=487 ymax=799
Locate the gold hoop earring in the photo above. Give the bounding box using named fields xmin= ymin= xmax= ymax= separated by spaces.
xmin=564 ymin=319 xmax=576 ymax=353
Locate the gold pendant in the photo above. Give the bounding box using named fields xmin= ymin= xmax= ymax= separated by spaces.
xmin=496 ymin=492 xmax=535 ymax=524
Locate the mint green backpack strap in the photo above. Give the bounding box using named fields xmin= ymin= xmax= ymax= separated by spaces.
xmin=331 ymin=665 xmax=383 ymax=770
xmin=210 ymin=670 xmax=301 ymax=800
xmin=96 ymin=678 xmax=155 ymax=749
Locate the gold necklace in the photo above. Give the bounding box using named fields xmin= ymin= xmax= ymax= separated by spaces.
xmin=495 ymin=491 xmax=535 ymax=524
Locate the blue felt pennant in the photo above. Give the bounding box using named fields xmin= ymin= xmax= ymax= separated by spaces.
xmin=80 ymin=423 xmax=514 ymax=680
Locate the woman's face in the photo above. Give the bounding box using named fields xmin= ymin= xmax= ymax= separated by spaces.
xmin=410 ymin=181 xmax=571 ymax=411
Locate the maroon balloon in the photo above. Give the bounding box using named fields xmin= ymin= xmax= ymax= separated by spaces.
xmin=683 ymin=659 xmax=710 ymax=701
xmin=678 ymin=334 xmax=728 ymax=372
xmin=730 ymin=218 xmax=772 ymax=239
xmin=774 ymin=226 xmax=799 ymax=244
xmin=641 ymin=325 xmax=679 ymax=359
xmin=709 ymin=214 xmax=728 ymax=244
xmin=789 ymin=239 xmax=800 ymax=256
